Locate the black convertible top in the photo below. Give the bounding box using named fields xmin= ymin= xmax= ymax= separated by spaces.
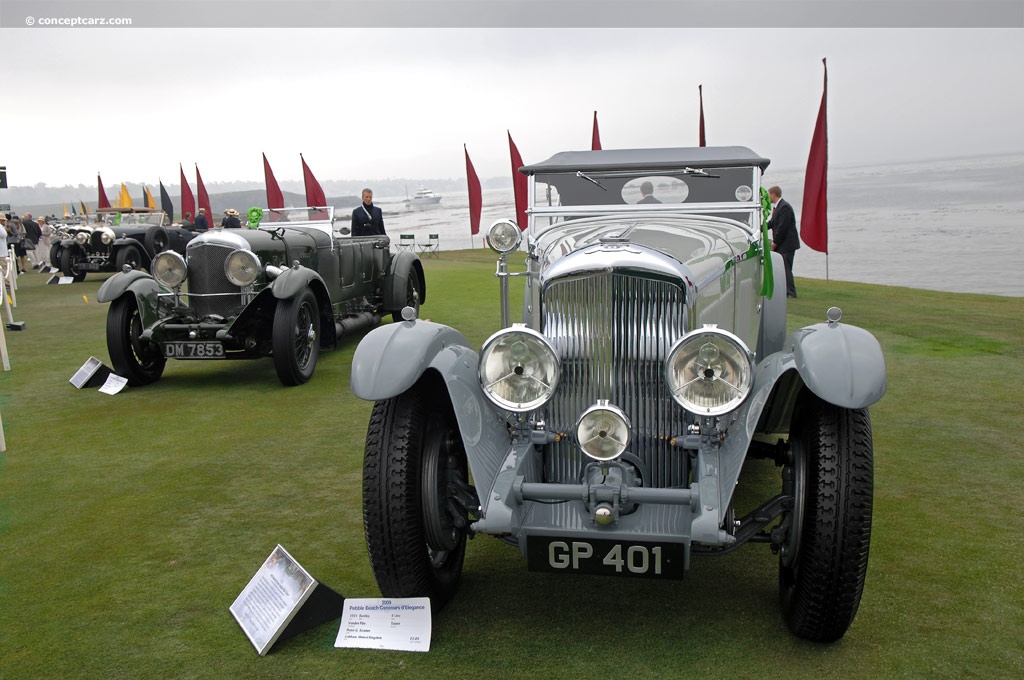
xmin=520 ymin=146 xmax=770 ymax=174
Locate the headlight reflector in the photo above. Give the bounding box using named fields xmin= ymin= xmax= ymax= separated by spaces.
xmin=75 ymin=232 xmax=89 ymax=245
xmin=576 ymin=400 xmax=630 ymax=461
xmin=224 ymin=249 xmax=261 ymax=287
xmin=152 ymin=251 xmax=187 ymax=288
xmin=665 ymin=326 xmax=754 ymax=416
xmin=479 ymin=325 xmax=559 ymax=412
xmin=487 ymin=219 xmax=522 ymax=254
xmin=99 ymin=227 xmax=115 ymax=245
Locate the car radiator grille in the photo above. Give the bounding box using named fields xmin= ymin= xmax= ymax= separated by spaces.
xmin=542 ymin=272 xmax=690 ymax=488
xmin=186 ymin=243 xmax=241 ymax=318
xmin=90 ymin=233 xmax=110 ymax=253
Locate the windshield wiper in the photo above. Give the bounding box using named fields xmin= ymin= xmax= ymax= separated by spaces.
xmin=576 ymin=171 xmax=608 ymax=191
xmin=682 ymin=167 xmax=720 ymax=178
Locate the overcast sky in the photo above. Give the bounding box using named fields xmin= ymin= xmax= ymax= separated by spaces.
xmin=3 ymin=25 xmax=1022 ymax=188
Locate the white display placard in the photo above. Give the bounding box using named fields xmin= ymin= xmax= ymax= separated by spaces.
xmin=335 ymin=597 xmax=431 ymax=652
xmin=98 ymin=373 xmax=128 ymax=395
xmin=229 ymin=545 xmax=317 ymax=656
xmin=69 ymin=356 xmax=103 ymax=388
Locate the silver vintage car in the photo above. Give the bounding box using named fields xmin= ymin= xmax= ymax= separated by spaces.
xmin=352 ymin=146 xmax=886 ymax=642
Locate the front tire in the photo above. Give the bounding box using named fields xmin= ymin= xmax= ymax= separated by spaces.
xmin=391 ymin=271 xmax=422 ymax=323
xmin=106 ymin=295 xmax=166 ymax=386
xmin=362 ymin=382 xmax=469 ymax=610
xmin=114 ymin=244 xmax=142 ymax=271
xmin=49 ymin=243 xmax=63 ymax=270
xmin=272 ymin=288 xmax=320 ymax=386
xmin=779 ymin=390 xmax=874 ymax=642
xmin=144 ymin=226 xmax=169 ymax=256
xmin=60 ymin=246 xmax=87 ymax=282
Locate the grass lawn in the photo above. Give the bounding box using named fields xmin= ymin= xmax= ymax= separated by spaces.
xmin=1 ymin=252 xmax=1021 ymax=678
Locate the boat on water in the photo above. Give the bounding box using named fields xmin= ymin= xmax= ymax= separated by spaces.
xmin=403 ymin=186 xmax=443 ymax=208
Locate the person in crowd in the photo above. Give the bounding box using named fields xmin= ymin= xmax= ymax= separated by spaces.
xmin=638 ymin=180 xmax=661 ymax=204
xmin=9 ymin=216 xmax=29 ymax=274
xmin=221 ymin=209 xmax=242 ymax=229
xmin=36 ymin=216 xmax=54 ymax=269
xmin=766 ymin=185 xmax=801 ymax=298
xmin=0 ymin=215 xmax=9 ymax=283
xmin=351 ymin=188 xmax=386 ymax=236
xmin=193 ymin=208 xmax=209 ymax=231
xmin=181 ymin=212 xmax=195 ymax=230
xmin=22 ymin=213 xmax=41 ymax=269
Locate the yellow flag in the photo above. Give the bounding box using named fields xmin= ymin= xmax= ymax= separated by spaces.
xmin=119 ymin=183 xmax=133 ymax=208
xmin=144 ymin=186 xmax=157 ymax=209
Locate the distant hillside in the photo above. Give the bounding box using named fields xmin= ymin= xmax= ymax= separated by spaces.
xmin=1 ymin=175 xmax=511 ymax=219
xmin=7 ymin=189 xmax=363 ymax=222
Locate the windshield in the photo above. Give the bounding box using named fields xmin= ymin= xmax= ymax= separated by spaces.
xmin=102 ymin=212 xmax=168 ymax=227
xmin=258 ymin=206 xmax=333 ymax=225
xmin=533 ymin=166 xmax=759 ymax=209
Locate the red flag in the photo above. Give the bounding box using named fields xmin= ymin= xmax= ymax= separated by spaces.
xmin=591 ymin=111 xmax=602 ymax=151
xmin=801 ymin=59 xmax=829 ymax=253
xmin=97 ymin=173 xmax=111 ymax=209
xmin=508 ymin=132 xmax=528 ymax=232
xmin=179 ymin=163 xmax=195 ymax=219
xmin=196 ymin=164 xmax=212 ymax=220
xmin=698 ymin=85 xmax=707 ymax=147
xmin=300 ymin=154 xmax=327 ymax=208
xmin=464 ymin=144 xmax=482 ymax=235
xmin=263 ymin=153 xmax=284 ymax=209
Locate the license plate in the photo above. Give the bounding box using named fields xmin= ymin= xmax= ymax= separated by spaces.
xmin=163 ymin=341 xmax=225 ymax=359
xmin=526 ymin=536 xmax=686 ymax=579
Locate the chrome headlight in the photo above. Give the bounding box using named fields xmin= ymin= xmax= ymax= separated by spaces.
xmin=487 ymin=219 xmax=522 ymax=254
xmin=152 ymin=251 xmax=187 ymax=288
xmin=576 ymin=400 xmax=630 ymax=461
xmin=479 ymin=325 xmax=559 ymax=412
xmin=665 ymin=326 xmax=754 ymax=416
xmin=99 ymin=227 xmax=115 ymax=245
xmin=75 ymin=232 xmax=89 ymax=245
xmin=224 ymin=249 xmax=261 ymax=287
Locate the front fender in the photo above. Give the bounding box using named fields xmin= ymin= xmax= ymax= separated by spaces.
xmin=351 ymin=318 xmax=472 ymax=400
xmin=789 ymin=321 xmax=887 ymax=410
xmin=351 ymin=319 xmax=512 ymax=498
xmin=96 ymin=270 xmax=164 ymax=328
xmin=385 ymin=250 xmax=426 ymax=308
xmin=97 ymin=269 xmax=159 ymax=304
xmin=269 ymin=265 xmax=326 ymax=300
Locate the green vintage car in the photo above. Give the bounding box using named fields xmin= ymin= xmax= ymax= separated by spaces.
xmin=353 ymin=146 xmax=887 ymax=642
xmin=97 ymin=206 xmax=424 ymax=386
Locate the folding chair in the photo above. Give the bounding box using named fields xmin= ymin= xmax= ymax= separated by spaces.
xmin=396 ymin=234 xmax=416 ymax=252
xmin=417 ymin=233 xmax=439 ymax=258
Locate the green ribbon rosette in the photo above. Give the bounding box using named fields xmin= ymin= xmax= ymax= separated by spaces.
xmin=759 ymin=187 xmax=775 ymax=298
xmin=246 ymin=206 xmax=263 ymax=229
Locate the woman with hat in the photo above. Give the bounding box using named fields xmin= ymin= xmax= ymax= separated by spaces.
xmin=221 ymin=208 xmax=241 ymax=229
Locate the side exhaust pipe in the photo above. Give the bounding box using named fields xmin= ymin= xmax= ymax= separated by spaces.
xmin=336 ymin=311 xmax=381 ymax=337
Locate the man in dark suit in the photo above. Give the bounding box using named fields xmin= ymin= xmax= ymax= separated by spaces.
xmin=767 ymin=185 xmax=801 ymax=298
xmin=193 ymin=208 xmax=210 ymax=232
xmin=351 ymin=188 xmax=386 ymax=236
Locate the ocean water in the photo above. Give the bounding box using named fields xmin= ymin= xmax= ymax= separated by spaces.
xmin=375 ymin=153 xmax=1024 ymax=297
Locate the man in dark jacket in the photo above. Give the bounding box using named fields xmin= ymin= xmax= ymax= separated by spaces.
xmin=193 ymin=208 xmax=209 ymax=231
xmin=767 ymin=186 xmax=801 ymax=298
xmin=221 ymin=209 xmax=242 ymax=229
xmin=351 ymin=188 xmax=386 ymax=236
